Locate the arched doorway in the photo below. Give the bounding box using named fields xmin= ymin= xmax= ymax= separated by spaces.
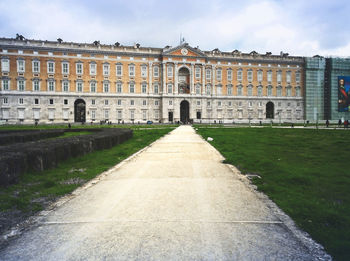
xmin=180 ymin=100 xmax=190 ymax=123
xmin=178 ymin=67 xmax=190 ymax=94
xmin=266 ymin=101 xmax=274 ymax=119
xmin=74 ymin=99 xmax=86 ymax=122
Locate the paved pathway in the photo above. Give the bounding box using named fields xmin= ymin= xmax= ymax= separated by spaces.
xmin=0 ymin=126 xmax=329 ymax=260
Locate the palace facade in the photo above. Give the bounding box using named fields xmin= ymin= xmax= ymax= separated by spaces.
xmin=0 ymin=37 xmax=305 ymax=124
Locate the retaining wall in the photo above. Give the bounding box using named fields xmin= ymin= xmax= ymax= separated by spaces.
xmin=0 ymin=128 xmax=133 ymax=186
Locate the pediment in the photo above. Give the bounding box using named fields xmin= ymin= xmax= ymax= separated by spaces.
xmin=163 ymin=43 xmax=206 ymax=57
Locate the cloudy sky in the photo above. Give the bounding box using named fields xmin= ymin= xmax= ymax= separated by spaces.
xmin=0 ymin=0 xmax=349 ymax=57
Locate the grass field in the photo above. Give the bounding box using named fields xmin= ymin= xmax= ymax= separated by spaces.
xmin=195 ymin=127 xmax=350 ymax=261
xmin=0 ymin=126 xmax=174 ymax=216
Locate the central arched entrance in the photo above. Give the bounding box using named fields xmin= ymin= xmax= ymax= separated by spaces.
xmin=266 ymin=101 xmax=274 ymax=119
xmin=74 ymin=99 xmax=86 ymax=122
xmin=180 ymin=100 xmax=190 ymax=123
xmin=178 ymin=67 xmax=190 ymax=94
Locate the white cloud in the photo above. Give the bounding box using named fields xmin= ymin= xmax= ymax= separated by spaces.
xmin=0 ymin=0 xmax=349 ymax=57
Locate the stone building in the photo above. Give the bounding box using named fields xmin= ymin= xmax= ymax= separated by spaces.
xmin=0 ymin=37 xmax=305 ymax=124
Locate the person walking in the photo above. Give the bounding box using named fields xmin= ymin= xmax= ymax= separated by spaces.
xmin=326 ymin=120 xmax=329 ymax=128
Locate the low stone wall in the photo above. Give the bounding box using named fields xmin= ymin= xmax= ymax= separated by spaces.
xmin=0 ymin=128 xmax=133 ymax=186
xmin=0 ymin=130 xmax=65 ymax=146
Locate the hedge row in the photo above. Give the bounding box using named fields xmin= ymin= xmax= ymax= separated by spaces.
xmin=0 ymin=130 xmax=65 ymax=146
xmin=0 ymin=128 xmax=133 ymax=186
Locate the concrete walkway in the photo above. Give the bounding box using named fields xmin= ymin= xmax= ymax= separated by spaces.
xmin=0 ymin=126 xmax=329 ymax=260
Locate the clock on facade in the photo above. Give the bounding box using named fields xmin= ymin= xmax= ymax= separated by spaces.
xmin=181 ymin=48 xmax=188 ymax=55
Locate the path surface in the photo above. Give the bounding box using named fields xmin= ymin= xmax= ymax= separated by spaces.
xmin=0 ymin=126 xmax=328 ymax=260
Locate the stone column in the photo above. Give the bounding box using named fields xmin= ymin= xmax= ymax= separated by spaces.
xmin=212 ymin=65 xmax=216 ymax=96
xmin=202 ymin=64 xmax=206 ymax=95
xmin=149 ymin=61 xmax=153 ymax=94
xmin=191 ymin=63 xmax=195 ymax=94
xmin=162 ymin=62 xmax=166 ymax=95
xmin=174 ymin=62 xmax=178 ymax=94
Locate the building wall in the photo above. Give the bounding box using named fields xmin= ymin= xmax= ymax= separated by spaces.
xmin=305 ymin=57 xmax=326 ymax=121
xmin=329 ymin=58 xmax=350 ymax=121
xmin=0 ymin=38 xmax=305 ymax=124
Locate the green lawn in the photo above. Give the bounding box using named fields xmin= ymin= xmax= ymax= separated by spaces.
xmin=0 ymin=127 xmax=174 ymax=213
xmin=195 ymin=127 xmax=350 ymax=261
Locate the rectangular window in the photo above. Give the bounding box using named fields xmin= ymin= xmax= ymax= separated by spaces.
xmin=196 ymin=85 xmax=201 ymax=94
xmin=1 ymin=59 xmax=10 ymax=72
xmin=91 ymin=99 xmax=95 ymax=105
xmin=248 ymin=86 xmax=253 ymax=96
xmin=218 ymin=101 xmax=222 ymax=107
xmin=247 ymin=70 xmax=253 ymax=82
xmin=77 ymin=82 xmax=83 ymax=92
xmin=48 ymin=81 xmax=54 ymax=91
xmin=130 ymin=110 xmax=135 ymax=120
xmin=197 ymin=100 xmax=201 ymax=106
xmin=91 ymin=110 xmax=96 ymax=120
xmin=63 ymin=82 xmax=69 ymax=92
xmin=103 ymin=64 xmax=110 ymax=76
xmin=206 ymin=85 xmax=211 ymax=95
xmin=48 ymin=62 xmax=55 ymax=73
xmin=32 ymin=61 xmax=40 ymax=73
xmin=296 ymin=72 xmax=301 ymax=83
xmin=49 ymin=99 xmax=54 ymax=105
xmin=142 ymin=110 xmax=147 ymax=120
xmin=206 ymin=69 xmax=211 ymax=80
xmin=64 ymin=99 xmax=68 ymax=105
xmin=167 ymin=84 xmax=172 ymax=94
xmin=116 ymin=82 xmax=122 ymax=93
xmin=34 ymin=98 xmax=39 ymax=105
xmin=155 ymin=100 xmax=159 ymax=106
xmin=142 ymin=100 xmax=147 ymax=106
xmin=90 ymin=82 xmax=96 ymax=92
xmin=141 ymin=66 xmax=147 ymax=77
xmin=116 ymin=64 xmax=122 ymax=76
xmin=227 ymin=70 xmax=232 ymax=81
xmin=104 ymin=99 xmax=109 ymax=106
xmin=117 ymin=110 xmax=122 ymax=120
xmin=277 ymin=87 xmax=282 ymax=96
xmin=267 ymin=71 xmax=272 ymax=83
xmin=286 ymin=71 xmax=291 ymax=83
xmin=117 ymin=99 xmax=122 ymax=106
xmin=62 ymin=63 xmax=69 ymax=74
xmin=257 ymin=71 xmax=263 ymax=82
xmin=17 ymin=60 xmax=25 ymax=72
xmin=129 ymin=83 xmax=135 ymax=93
xmin=217 ymin=86 xmax=222 ymax=95
xmin=76 ymin=63 xmax=83 ymax=75
xmin=227 ymin=86 xmax=233 ymax=95
xmin=2 ymin=80 xmax=9 ymax=91
xmin=267 ymin=86 xmax=272 ymax=96
xmin=286 ymin=87 xmax=292 ymax=97
xmin=216 ymin=69 xmax=222 ymax=81
xmin=3 ymin=97 xmax=8 ymax=104
xmin=129 ymin=65 xmax=135 ymax=77
xmin=18 ymin=80 xmax=25 ymax=91
xmin=130 ymin=100 xmax=134 ymax=106
xmin=33 ymin=81 xmax=40 ymax=91
xmin=19 ymin=98 xmax=24 ymax=104
xmin=195 ymin=67 xmax=201 ymax=79
xmin=103 ymin=82 xmax=109 ymax=92
xmin=237 ymin=86 xmax=242 ymax=96
xmin=48 ymin=110 xmax=54 ymax=120
xmin=277 ymin=71 xmax=282 ymax=83
xmin=167 ymin=66 xmax=173 ymax=77
xmin=104 ymin=110 xmax=109 ymax=119
xmin=142 ymin=83 xmax=147 ymax=93
xmin=90 ymin=63 xmax=96 ymax=75
xmin=154 ymin=110 xmax=159 ymax=120
xmin=237 ymin=70 xmax=243 ymax=81
xmin=154 ymin=84 xmax=159 ymax=94
xmin=296 ymin=87 xmax=301 ymax=97
xmin=153 ymin=66 xmax=159 ymax=77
